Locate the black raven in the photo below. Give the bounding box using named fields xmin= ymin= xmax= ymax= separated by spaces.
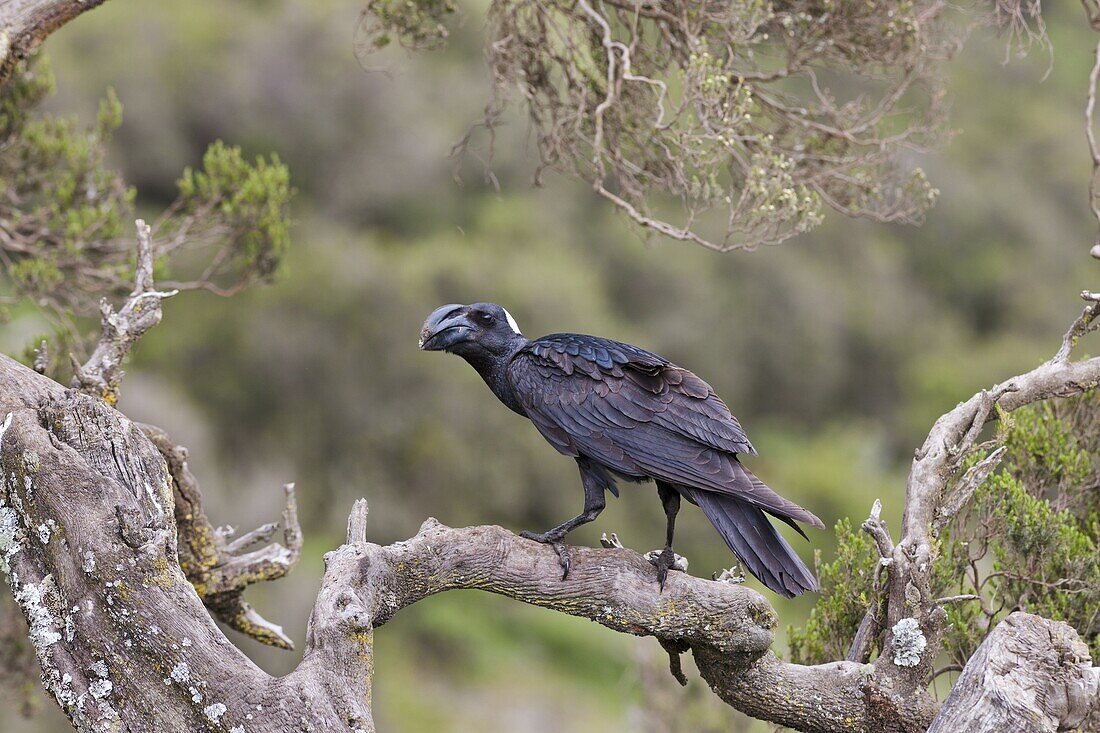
xmin=419 ymin=302 xmax=823 ymax=597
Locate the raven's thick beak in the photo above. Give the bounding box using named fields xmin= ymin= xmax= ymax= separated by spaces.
xmin=419 ymin=304 xmax=473 ymax=351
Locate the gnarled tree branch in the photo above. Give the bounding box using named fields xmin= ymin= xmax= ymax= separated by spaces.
xmin=69 ymin=220 xmax=178 ymax=406
xmin=0 ymin=349 xmax=935 ymax=733
xmin=141 ymin=424 xmax=302 ymax=650
xmin=0 ymin=0 xmax=108 ymax=85
xmin=873 ymin=288 xmax=1100 ymax=704
xmin=2 ymin=335 xmax=1099 ymax=732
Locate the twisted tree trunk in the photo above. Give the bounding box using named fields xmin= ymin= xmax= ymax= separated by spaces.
xmin=2 ymin=347 xmax=1098 ymax=732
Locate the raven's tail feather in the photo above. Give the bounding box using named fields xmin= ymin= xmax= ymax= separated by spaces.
xmin=680 ymin=486 xmax=818 ymax=598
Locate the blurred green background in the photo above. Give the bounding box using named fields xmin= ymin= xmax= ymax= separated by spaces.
xmin=1 ymin=1 xmax=1098 ymax=731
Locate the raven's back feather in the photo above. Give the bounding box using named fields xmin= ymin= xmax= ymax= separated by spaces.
xmin=506 ymin=332 xmax=821 ymax=596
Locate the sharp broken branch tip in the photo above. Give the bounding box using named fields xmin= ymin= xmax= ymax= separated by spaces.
xmin=282 ymin=483 xmax=303 ymax=555
xmin=600 ymin=532 xmax=625 ymax=549
xmin=346 ymin=499 xmax=369 ymax=544
xmin=133 ymin=218 xmax=156 ymax=293
xmin=33 ymin=341 xmax=48 ymax=374
xmin=934 ymin=594 xmax=980 ymax=605
xmin=68 ymin=354 xmax=86 ymax=380
xmin=712 ymin=565 xmax=745 ymax=584
xmin=224 ymin=523 xmax=278 ymax=554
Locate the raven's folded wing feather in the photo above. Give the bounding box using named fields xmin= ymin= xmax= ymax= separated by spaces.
xmin=508 ymin=334 xmax=823 ymax=530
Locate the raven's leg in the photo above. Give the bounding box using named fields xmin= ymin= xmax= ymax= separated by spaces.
xmin=648 ymin=481 xmax=687 ymax=590
xmin=520 ymin=461 xmax=608 ymax=580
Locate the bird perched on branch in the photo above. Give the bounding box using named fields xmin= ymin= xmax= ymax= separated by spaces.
xmin=419 ymin=302 xmax=823 ymax=597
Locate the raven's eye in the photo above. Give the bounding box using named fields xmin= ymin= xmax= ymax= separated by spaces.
xmin=479 ymin=312 xmax=494 ymax=325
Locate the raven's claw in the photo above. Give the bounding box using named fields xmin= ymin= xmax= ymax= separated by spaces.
xmin=646 ymin=548 xmax=688 ymax=591
xmin=520 ymin=530 xmax=572 ymax=579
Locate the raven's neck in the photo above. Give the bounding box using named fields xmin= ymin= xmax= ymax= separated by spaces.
xmin=462 ymin=338 xmax=528 ymax=416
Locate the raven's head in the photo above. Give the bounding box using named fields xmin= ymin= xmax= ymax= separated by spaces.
xmin=419 ymin=302 xmax=524 ymax=357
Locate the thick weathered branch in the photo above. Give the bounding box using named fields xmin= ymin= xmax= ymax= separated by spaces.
xmin=141 ymin=424 xmax=302 ymax=650
xmin=324 ymin=512 xmax=944 ymax=733
xmin=0 ymin=355 xmax=373 ymax=731
xmin=0 ymin=352 xmax=939 ymax=733
xmin=4 ymin=345 xmax=1100 ymax=732
xmin=70 ymin=220 xmax=178 ymax=406
xmin=361 ymin=517 xmax=773 ymax=650
xmin=0 ymin=0 xmax=108 ymax=85
xmin=877 ymin=290 xmax=1100 ymax=696
xmin=926 ymin=613 xmax=1099 ymax=733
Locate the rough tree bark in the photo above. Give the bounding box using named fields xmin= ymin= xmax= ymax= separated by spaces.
xmin=927 ymin=613 xmax=1099 ymax=733
xmin=871 ymin=293 xmax=1100 ymax=695
xmin=0 ymin=0 xmax=109 ymax=84
xmin=1 ymin=222 xmax=1098 ymax=732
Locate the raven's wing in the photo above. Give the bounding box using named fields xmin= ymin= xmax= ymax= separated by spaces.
xmin=507 ymin=334 xmax=823 ymax=530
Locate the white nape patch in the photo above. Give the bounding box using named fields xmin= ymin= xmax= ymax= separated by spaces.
xmin=503 ymin=308 xmax=522 ymax=334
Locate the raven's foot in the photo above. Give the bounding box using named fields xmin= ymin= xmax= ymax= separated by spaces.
xmin=646 ymin=548 xmax=688 ymax=590
xmin=520 ymin=530 xmax=572 ymax=579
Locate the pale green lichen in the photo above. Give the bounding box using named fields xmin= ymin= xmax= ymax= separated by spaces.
xmin=203 ymin=701 xmax=226 ymax=723
xmin=14 ymin=575 xmax=62 ymax=649
xmin=891 ymin=617 xmax=926 ymax=667
xmin=0 ymin=506 xmax=20 ymax=572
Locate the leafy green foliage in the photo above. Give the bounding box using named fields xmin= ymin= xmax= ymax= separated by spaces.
xmin=0 ymin=56 xmax=133 ymax=315
xmin=174 ymin=141 xmax=293 ymax=286
xmin=788 ymin=518 xmax=878 ymax=665
xmin=0 ymin=57 xmax=293 ymax=371
xmin=0 ymin=54 xmax=54 ymax=139
xmin=357 ymin=0 xmax=457 ymax=50
xmin=937 ymin=393 xmax=1100 ymax=666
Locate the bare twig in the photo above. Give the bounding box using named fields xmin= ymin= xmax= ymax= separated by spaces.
xmin=69 ymin=220 xmax=178 ymax=405
xmin=932 ymin=594 xmax=980 ymax=605
xmin=934 ymin=445 xmax=1008 ymax=534
xmin=861 ymin=498 xmax=895 ymax=561
xmin=1054 ymin=290 xmax=1100 ymax=364
xmin=1087 ymin=40 xmax=1100 ymax=252
xmin=846 ymin=499 xmax=895 ymax=663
